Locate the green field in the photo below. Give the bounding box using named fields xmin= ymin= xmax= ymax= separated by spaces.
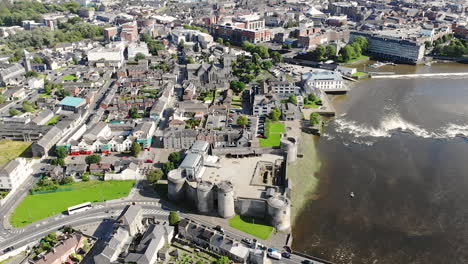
xmin=229 ymin=215 xmax=273 ymax=240
xmin=62 ymin=74 xmax=77 ymax=81
xmin=352 ymin=71 xmax=366 ymax=76
xmin=259 ymin=122 xmax=285 ymax=147
xmin=38 ymin=93 xmax=51 ymax=98
xmin=0 ymin=140 xmax=32 ymax=167
xmin=10 ymin=180 xmax=135 ymax=227
xmin=342 ymin=55 xmax=369 ymax=64
xmin=45 ymin=115 xmax=59 ymax=125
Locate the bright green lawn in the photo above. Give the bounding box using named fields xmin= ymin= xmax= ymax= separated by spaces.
xmin=269 ymin=123 xmax=286 ymax=133
xmin=0 ymin=140 xmax=32 ymax=167
xmin=229 ymin=215 xmax=273 ymax=240
xmin=38 ymin=93 xmax=51 ymax=98
xmin=259 ymin=122 xmax=285 ymax=147
xmin=342 ymin=55 xmax=369 ymax=64
xmin=45 ymin=115 xmax=59 ymax=125
xmin=352 ymin=71 xmax=366 ymax=76
xmin=62 ymin=74 xmax=77 ymax=81
xmin=10 ymin=180 xmax=135 ymax=227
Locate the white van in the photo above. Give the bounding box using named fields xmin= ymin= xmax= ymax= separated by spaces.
xmin=267 ymin=250 xmax=282 ymax=260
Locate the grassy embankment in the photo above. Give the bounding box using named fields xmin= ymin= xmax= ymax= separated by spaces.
xmin=229 ymin=215 xmax=273 ymax=240
xmin=10 ymin=180 xmax=135 ymax=227
xmin=286 ymin=133 xmax=321 ymax=221
xmin=0 ymin=140 xmax=32 ymax=167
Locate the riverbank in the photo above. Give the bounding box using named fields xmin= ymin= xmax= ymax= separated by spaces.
xmin=286 ymin=132 xmax=321 ymax=221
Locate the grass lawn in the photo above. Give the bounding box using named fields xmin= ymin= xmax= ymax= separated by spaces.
xmin=352 ymin=71 xmax=366 ymax=76
xmin=45 ymin=115 xmax=59 ymax=125
xmin=0 ymin=140 xmax=32 ymax=167
xmin=259 ymin=122 xmax=285 ymax=147
xmin=10 ymin=180 xmax=135 ymax=227
xmin=62 ymin=74 xmax=77 ymax=81
xmin=38 ymin=93 xmax=51 ymax=98
xmin=229 ymin=215 xmax=273 ymax=240
xmin=342 ymin=55 xmax=369 ymax=64
xmin=304 ymin=101 xmax=320 ymax=108
xmin=269 ymin=123 xmax=286 ymax=133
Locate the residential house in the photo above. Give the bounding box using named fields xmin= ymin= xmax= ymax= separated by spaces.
xmin=94 ymin=226 xmax=131 ymax=264
xmin=124 ymin=224 xmax=174 ymax=264
xmin=89 ymin=163 xmax=112 ymax=174
xmin=35 ymin=233 xmax=88 ymax=264
xmin=0 ymin=158 xmax=33 ymax=191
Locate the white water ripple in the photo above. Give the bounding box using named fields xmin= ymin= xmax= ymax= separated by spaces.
xmin=332 ymin=114 xmax=468 ymax=143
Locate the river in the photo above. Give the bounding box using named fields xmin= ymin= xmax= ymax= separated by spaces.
xmin=292 ymin=62 xmax=468 ymax=264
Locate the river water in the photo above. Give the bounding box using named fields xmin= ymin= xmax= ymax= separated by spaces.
xmin=293 ymin=63 xmax=468 ymax=264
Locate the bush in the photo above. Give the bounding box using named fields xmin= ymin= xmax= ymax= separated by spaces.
xmin=61 ymin=176 xmax=74 ymax=185
xmin=85 ymin=154 xmax=101 ymax=164
xmin=168 ymin=152 xmax=181 ymax=165
xmin=130 ymin=142 xmax=141 ymax=157
xmin=169 ymin=211 xmax=180 ymax=226
xmin=147 ymin=169 xmax=163 ymax=184
xmin=82 ymin=174 xmax=90 ymax=182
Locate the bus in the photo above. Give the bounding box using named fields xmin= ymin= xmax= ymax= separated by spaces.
xmin=67 ymin=202 xmax=92 ymax=215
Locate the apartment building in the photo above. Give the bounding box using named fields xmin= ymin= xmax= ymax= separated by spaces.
xmin=350 ymin=31 xmax=426 ymax=64
xmin=302 ymin=71 xmax=344 ymax=94
xmin=0 ymin=158 xmax=33 ymax=191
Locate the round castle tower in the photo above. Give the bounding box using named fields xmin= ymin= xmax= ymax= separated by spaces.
xmin=217 ymin=181 xmax=235 ymax=218
xmin=267 ymin=194 xmax=291 ymax=232
xmin=167 ymin=169 xmax=186 ymax=201
xmin=197 ymin=181 xmax=214 ymax=214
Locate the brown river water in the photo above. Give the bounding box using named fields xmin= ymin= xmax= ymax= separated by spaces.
xmin=292 ymin=62 xmax=468 ymax=264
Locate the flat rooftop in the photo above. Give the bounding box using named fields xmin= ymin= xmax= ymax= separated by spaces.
xmin=201 ymin=154 xmax=283 ymax=198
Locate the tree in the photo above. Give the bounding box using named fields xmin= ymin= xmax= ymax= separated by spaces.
xmin=25 ymin=71 xmax=39 ymax=77
xmin=312 ymin=45 xmax=326 ymax=61
xmin=61 ymin=176 xmax=74 ymax=184
xmin=261 ymin=60 xmax=273 ymax=69
xmin=288 ymin=94 xmax=297 ymax=105
xmin=269 ymin=107 xmax=281 ymax=121
xmin=55 ymin=146 xmax=67 ymax=159
xmin=82 ymin=174 xmax=90 ymax=181
xmin=216 ymin=256 xmax=230 ymax=264
xmin=168 ymin=152 xmax=181 ymax=165
xmin=147 ymin=169 xmax=163 ymax=184
xmin=129 ymin=107 xmax=141 ymax=118
xmin=51 ymin=158 xmax=65 ymax=166
xmin=271 ymin=51 xmax=282 ymax=64
xmin=255 ymin=45 xmax=269 ymax=59
xmin=134 ymin=52 xmax=146 ymax=61
xmin=9 ymin=109 xmax=20 ymax=116
xmin=22 ymin=101 xmax=35 ymax=112
xmin=162 ymin=162 xmax=175 ymax=175
xmin=32 ymin=56 xmax=43 ymax=64
xmin=252 ymin=53 xmax=262 ymax=64
xmin=230 ymin=81 xmax=246 ymax=95
xmin=308 ymin=93 xmax=317 ymax=102
xmin=310 ymin=112 xmax=320 ymax=126
xmin=0 ymin=95 xmax=5 ymax=104
xmin=85 ymin=154 xmax=101 ymax=164
xmin=130 ymin=142 xmax=141 ymax=157
xmin=352 ymin=36 xmax=369 ymax=52
xmin=216 ymin=37 xmax=223 ymax=45
xmin=169 ymin=211 xmax=180 ymax=226
xmin=340 ymin=45 xmax=356 ymax=62
xmin=237 ymin=115 xmax=248 ymax=126
xmin=326 ymin=45 xmax=337 ymax=60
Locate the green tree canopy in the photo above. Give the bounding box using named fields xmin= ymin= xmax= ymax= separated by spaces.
xmin=270 ymin=107 xmax=281 ymax=121
xmin=169 ymin=211 xmax=180 ymax=226
xmin=130 ymin=142 xmax=141 ymax=157
xmin=55 ymin=146 xmax=67 ymax=159
xmin=9 ymin=109 xmax=20 ymax=116
xmin=230 ymin=81 xmax=246 ymax=95
xmin=134 ymin=52 xmax=146 ymax=61
xmin=22 ymin=101 xmax=35 ymax=112
xmin=85 ymin=154 xmax=101 ymax=164
xmin=168 ymin=152 xmax=181 ymax=165
xmin=236 ymin=115 xmax=248 ymax=126
xmin=288 ymin=94 xmax=297 ymax=105
xmin=147 ymin=169 xmax=163 ymax=184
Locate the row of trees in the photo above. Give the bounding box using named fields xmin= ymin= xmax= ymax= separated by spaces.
xmin=5 ymin=19 xmax=103 ymax=52
xmin=0 ymin=1 xmax=80 ymax=27
xmin=433 ymin=37 xmax=468 ymax=57
xmin=339 ymin=36 xmax=369 ymax=62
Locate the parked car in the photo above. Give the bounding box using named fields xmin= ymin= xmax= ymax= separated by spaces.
xmin=301 ymin=260 xmax=312 ymax=264
xmin=241 ymin=238 xmax=252 ymax=245
xmin=214 ymin=225 xmax=224 ymax=233
xmin=146 ymin=159 xmax=153 ymax=163
xmin=267 ymin=250 xmax=282 ymax=260
xmin=281 ymin=252 xmax=291 ymax=258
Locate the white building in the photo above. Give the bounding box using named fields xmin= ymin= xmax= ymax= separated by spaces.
xmin=302 ymin=71 xmax=345 ymax=94
xmin=0 ymin=158 xmax=33 ymax=191
xmin=127 ymin=42 xmax=150 ymax=60
xmin=87 ymin=42 xmax=125 ymax=67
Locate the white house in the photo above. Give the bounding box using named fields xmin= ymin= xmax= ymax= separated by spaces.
xmin=0 ymin=158 xmax=33 ymax=191
xmin=302 ymin=70 xmax=345 ymax=94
